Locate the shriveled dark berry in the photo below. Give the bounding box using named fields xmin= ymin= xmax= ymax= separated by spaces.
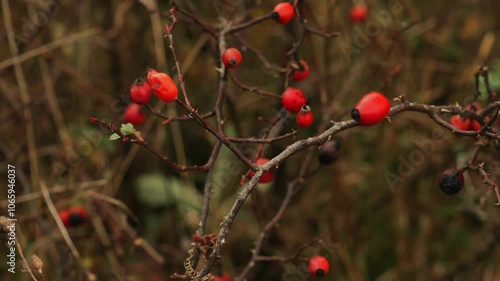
xmin=439 ymin=169 xmax=464 ymax=195
xmin=318 ymin=140 xmax=341 ymax=165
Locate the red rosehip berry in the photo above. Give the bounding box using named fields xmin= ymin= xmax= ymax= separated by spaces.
xmin=271 ymin=2 xmax=294 ymax=24
xmin=470 ymin=120 xmax=482 ymax=131
xmin=318 ymin=140 xmax=341 ymax=165
xmin=465 ymin=103 xmax=483 ymax=111
xmin=146 ymin=68 xmax=178 ymax=103
xmin=123 ymin=103 xmax=145 ymax=125
xmin=282 ymin=87 xmax=307 ymax=113
xmin=349 ymin=6 xmax=368 ymax=23
xmin=59 ymin=210 xmax=71 ymax=227
xmin=60 ymin=206 xmax=88 ymax=227
xmin=130 ymin=78 xmax=151 ymax=105
xmin=439 ymin=169 xmax=464 ymax=195
xmin=296 ymin=105 xmax=314 ymax=128
xmin=450 ymin=115 xmax=471 ymax=131
xmin=250 ymin=158 xmax=276 ymax=183
xmin=293 ymin=60 xmax=310 ymax=81
xmin=213 ymin=272 xmax=230 ymax=281
xmin=351 ymin=91 xmax=391 ymax=126
xmin=465 ymin=103 xmax=484 ymax=131
xmin=308 ymin=256 xmax=330 ymax=277
xmin=222 ymin=48 xmax=242 ymax=69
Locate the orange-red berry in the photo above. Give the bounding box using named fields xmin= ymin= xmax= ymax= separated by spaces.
xmin=282 ymin=88 xmax=307 ymax=113
xmin=470 ymin=120 xmax=482 ymax=131
xmin=272 ymin=2 xmax=294 ymax=24
xmin=146 ymin=69 xmax=178 ymax=103
xmin=213 ymin=272 xmax=230 ymax=281
xmin=466 ymin=103 xmax=484 ymax=131
xmin=60 ymin=206 xmax=88 ymax=227
xmin=296 ymin=105 xmax=314 ymax=128
xmin=349 ymin=6 xmax=368 ymax=23
xmin=222 ymin=48 xmax=242 ymax=69
xmin=123 ymin=103 xmax=145 ymax=125
xmin=351 ymin=92 xmax=391 ymax=126
xmin=450 ymin=103 xmax=486 ymax=131
xmin=293 ymin=60 xmax=310 ymax=81
xmin=59 ymin=210 xmax=70 ymax=227
xmin=450 ymin=115 xmax=471 ymax=131
xmin=309 ymin=256 xmax=330 ymax=277
xmin=250 ymin=158 xmax=276 ymax=183
xmin=130 ymin=78 xmax=151 ymax=105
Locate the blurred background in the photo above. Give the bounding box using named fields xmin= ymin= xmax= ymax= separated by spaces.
xmin=1 ymin=0 xmax=500 ymax=280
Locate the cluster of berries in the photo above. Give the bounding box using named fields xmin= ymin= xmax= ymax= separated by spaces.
xmin=123 ymin=69 xmax=179 ymax=125
xmin=219 ymin=3 xmax=380 ymax=186
xmin=124 ymin=2 xmax=370 ymax=130
xmin=250 ymin=91 xmax=391 ymax=183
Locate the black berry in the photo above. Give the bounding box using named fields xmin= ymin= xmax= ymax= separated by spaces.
xmin=439 ymin=169 xmax=464 ymax=195
xmin=318 ymin=140 xmax=341 ymax=165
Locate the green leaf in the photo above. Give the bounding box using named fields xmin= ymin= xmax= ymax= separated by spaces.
xmin=487 ymin=59 xmax=500 ymax=90
xmin=135 ymin=173 xmax=202 ymax=209
xmin=109 ymin=133 xmax=120 ymax=140
xmin=120 ymin=123 xmax=134 ymax=135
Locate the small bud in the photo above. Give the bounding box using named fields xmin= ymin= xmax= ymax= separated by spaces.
xmin=32 ymin=254 xmax=43 ymax=274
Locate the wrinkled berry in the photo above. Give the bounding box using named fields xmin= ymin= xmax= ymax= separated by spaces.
xmin=439 ymin=169 xmax=464 ymax=195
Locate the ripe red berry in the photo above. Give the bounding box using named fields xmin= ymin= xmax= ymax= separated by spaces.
xmin=439 ymin=169 xmax=464 ymax=195
xmin=465 ymin=103 xmax=483 ymax=111
xmin=470 ymin=120 xmax=482 ymax=131
xmin=296 ymin=105 xmax=314 ymax=128
xmin=466 ymin=103 xmax=484 ymax=131
xmin=308 ymin=256 xmax=330 ymax=277
xmin=146 ymin=69 xmax=178 ymax=103
xmin=222 ymin=48 xmax=242 ymax=69
xmin=450 ymin=104 xmax=486 ymax=131
xmin=351 ymin=92 xmax=391 ymax=126
xmin=318 ymin=140 xmax=341 ymax=165
xmin=271 ymin=2 xmax=294 ymax=24
xmin=292 ymin=60 xmax=310 ymax=81
xmin=130 ymin=78 xmax=151 ymax=105
xmin=123 ymin=103 xmax=145 ymax=125
xmin=59 ymin=210 xmax=71 ymax=227
xmin=250 ymin=158 xmax=276 ymax=183
xmin=450 ymin=115 xmax=471 ymax=131
xmin=213 ymin=272 xmax=230 ymax=281
xmin=349 ymin=6 xmax=368 ymax=23
xmin=60 ymin=206 xmax=88 ymax=227
xmin=282 ymin=87 xmax=307 ymax=113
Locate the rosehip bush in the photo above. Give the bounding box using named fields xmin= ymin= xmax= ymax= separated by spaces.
xmin=2 ymin=1 xmax=500 ymax=281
